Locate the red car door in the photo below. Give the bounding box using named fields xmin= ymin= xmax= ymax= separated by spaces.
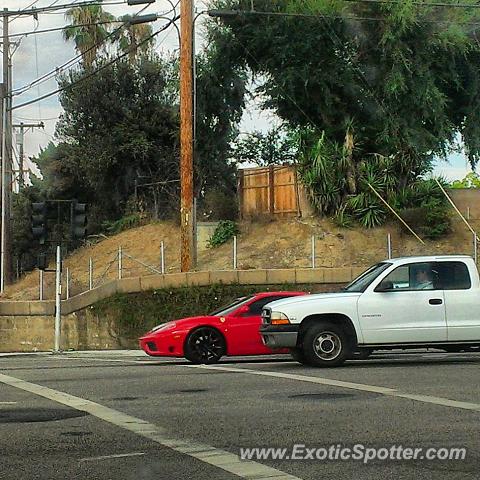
xmin=226 ymin=296 xmax=289 ymax=355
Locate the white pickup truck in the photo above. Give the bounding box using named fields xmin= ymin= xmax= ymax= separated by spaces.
xmin=260 ymin=255 xmax=480 ymax=367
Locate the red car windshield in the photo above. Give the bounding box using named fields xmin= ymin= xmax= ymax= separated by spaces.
xmin=209 ymin=296 xmax=254 ymax=316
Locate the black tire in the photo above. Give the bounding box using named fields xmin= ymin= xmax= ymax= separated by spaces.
xmin=184 ymin=327 xmax=226 ymax=364
xmin=443 ymin=345 xmax=464 ymax=353
xmin=302 ymin=322 xmax=351 ymax=367
xmin=349 ymin=348 xmax=373 ymax=360
xmin=289 ymin=348 xmax=311 ymax=366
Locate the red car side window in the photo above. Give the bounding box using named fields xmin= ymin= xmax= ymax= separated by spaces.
xmin=246 ymin=296 xmax=290 ymax=316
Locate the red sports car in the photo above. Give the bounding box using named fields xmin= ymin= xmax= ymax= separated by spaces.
xmin=139 ymin=291 xmax=306 ymax=363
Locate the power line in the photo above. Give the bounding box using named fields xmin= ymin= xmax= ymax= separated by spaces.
xmin=14 ymin=114 xmax=60 ymax=121
xmin=0 ymin=1 xmax=128 ymax=17
xmin=10 ymin=0 xmax=43 ymax=21
xmin=12 ymin=2 xmax=157 ymax=97
xmin=11 ymin=14 xmax=181 ymax=111
xmin=6 ymin=20 xmax=122 ymax=38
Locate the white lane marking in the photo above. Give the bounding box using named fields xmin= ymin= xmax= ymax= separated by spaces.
xmin=79 ymin=452 xmax=146 ymax=462
xmin=0 ymin=373 xmax=300 ymax=480
xmin=0 ymin=401 xmax=16 ymax=405
xmin=184 ymin=365 xmax=480 ymax=413
xmin=61 ymin=357 xmax=144 ymax=364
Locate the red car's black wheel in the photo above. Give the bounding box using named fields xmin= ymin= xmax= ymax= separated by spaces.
xmin=184 ymin=327 xmax=226 ymax=364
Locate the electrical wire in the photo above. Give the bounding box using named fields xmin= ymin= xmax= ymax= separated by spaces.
xmin=11 ymin=14 xmax=181 ymax=111
xmin=12 ymin=2 xmax=157 ymax=97
xmin=6 ymin=20 xmax=122 ymax=38
xmin=14 ymin=114 xmax=60 ymax=121
xmin=4 ymin=1 xmax=128 ymax=18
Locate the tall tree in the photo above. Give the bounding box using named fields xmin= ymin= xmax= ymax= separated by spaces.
xmin=63 ymin=4 xmax=115 ymax=68
xmin=207 ymin=0 xmax=480 ymax=170
xmin=205 ymin=0 xmax=480 ymax=226
xmin=114 ymin=15 xmax=154 ymax=63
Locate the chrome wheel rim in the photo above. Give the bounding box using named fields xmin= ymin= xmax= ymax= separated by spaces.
xmin=313 ymin=331 xmax=342 ymax=361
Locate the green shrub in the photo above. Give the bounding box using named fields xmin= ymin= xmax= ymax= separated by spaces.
xmin=333 ymin=208 xmax=353 ymax=228
xmin=102 ymin=213 xmax=142 ymax=235
xmin=208 ymin=220 xmax=239 ymax=248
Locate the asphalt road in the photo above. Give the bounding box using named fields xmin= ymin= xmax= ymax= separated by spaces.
xmin=1 ymin=349 xmax=479 ymax=480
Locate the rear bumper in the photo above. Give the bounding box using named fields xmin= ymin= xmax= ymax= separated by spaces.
xmin=259 ymin=324 xmax=299 ymax=349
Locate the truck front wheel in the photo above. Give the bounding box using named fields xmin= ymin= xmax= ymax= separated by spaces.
xmin=303 ymin=322 xmax=351 ymax=367
xmin=289 ymin=348 xmax=310 ymax=366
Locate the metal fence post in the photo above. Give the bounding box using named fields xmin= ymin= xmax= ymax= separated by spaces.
xmin=39 ymin=269 xmax=44 ymax=301
xmin=89 ymin=258 xmax=93 ymax=290
xmin=66 ymin=267 xmax=70 ymax=299
xmin=160 ymin=241 xmax=165 ymax=274
xmin=233 ymin=236 xmax=238 ymax=270
xmin=387 ymin=233 xmax=392 ymax=260
xmin=118 ymin=246 xmax=123 ymax=279
xmin=54 ymin=246 xmax=62 ymax=353
xmin=474 ymin=232 xmax=478 ymax=265
xmin=311 ymin=235 xmax=316 ymax=269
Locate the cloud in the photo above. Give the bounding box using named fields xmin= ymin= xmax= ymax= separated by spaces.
xmin=6 ymin=0 xmax=182 ymax=161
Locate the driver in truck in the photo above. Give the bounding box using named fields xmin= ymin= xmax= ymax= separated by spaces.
xmin=415 ymin=266 xmax=434 ymax=290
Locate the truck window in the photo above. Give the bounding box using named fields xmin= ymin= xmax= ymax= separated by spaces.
xmin=436 ymin=262 xmax=471 ymax=290
xmin=377 ymin=262 xmax=439 ymax=291
xmin=344 ymin=263 xmax=391 ymax=292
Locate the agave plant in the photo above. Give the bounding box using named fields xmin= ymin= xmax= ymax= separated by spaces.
xmin=299 ymin=132 xmax=346 ymax=214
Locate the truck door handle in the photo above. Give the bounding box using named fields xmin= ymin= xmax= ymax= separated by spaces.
xmin=429 ymin=299 xmax=443 ymax=305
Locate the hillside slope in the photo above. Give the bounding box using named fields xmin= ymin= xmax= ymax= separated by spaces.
xmin=5 ymin=216 xmax=480 ymax=300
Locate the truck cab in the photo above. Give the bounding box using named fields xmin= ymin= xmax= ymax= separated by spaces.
xmin=260 ymin=256 xmax=480 ymax=367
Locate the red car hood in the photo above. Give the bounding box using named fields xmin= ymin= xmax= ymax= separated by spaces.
xmin=141 ymin=315 xmax=219 ymax=338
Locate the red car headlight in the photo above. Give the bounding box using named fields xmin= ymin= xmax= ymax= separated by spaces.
xmin=150 ymin=322 xmax=176 ymax=334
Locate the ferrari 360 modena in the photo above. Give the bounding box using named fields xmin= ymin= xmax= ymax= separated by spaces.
xmin=139 ymin=291 xmax=306 ymax=363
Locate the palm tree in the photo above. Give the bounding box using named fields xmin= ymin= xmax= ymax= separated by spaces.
xmin=114 ymin=15 xmax=154 ymax=63
xmin=63 ymin=5 xmax=115 ymax=68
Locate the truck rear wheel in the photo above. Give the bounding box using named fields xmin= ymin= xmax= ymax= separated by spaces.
xmin=302 ymin=322 xmax=351 ymax=367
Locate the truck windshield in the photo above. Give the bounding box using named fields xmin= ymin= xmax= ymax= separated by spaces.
xmin=344 ymin=263 xmax=391 ymax=293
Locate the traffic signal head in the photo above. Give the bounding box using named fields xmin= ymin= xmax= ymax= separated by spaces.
xmin=71 ymin=202 xmax=88 ymax=240
xmin=37 ymin=253 xmax=47 ymax=271
xmin=31 ymin=202 xmax=47 ymax=245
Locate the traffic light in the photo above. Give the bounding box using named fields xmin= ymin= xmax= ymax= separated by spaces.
xmin=71 ymin=201 xmax=87 ymax=240
xmin=37 ymin=253 xmax=47 ymax=271
xmin=31 ymin=202 xmax=47 ymax=245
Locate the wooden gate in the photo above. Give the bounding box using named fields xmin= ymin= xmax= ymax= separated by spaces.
xmin=238 ymin=165 xmax=302 ymax=217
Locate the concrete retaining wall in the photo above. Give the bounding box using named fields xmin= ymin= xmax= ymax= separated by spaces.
xmin=0 ymin=267 xmax=363 ymax=353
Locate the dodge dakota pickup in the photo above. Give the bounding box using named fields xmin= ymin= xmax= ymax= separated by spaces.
xmin=260 ymin=256 xmax=480 ymax=366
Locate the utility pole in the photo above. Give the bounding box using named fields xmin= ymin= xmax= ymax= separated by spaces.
xmin=13 ymin=122 xmax=44 ymax=189
xmin=180 ymin=0 xmax=194 ymax=272
xmin=1 ymin=8 xmax=12 ymax=291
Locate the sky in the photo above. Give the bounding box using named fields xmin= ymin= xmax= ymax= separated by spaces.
xmin=3 ymin=0 xmax=475 ymax=183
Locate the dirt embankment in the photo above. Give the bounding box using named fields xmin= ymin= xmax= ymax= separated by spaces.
xmin=5 ymin=216 xmax=480 ymax=301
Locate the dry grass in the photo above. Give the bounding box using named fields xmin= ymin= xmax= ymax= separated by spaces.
xmin=5 ymin=216 xmax=480 ymax=301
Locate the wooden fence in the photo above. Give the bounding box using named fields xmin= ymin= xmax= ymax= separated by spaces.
xmin=238 ymin=165 xmax=313 ymax=218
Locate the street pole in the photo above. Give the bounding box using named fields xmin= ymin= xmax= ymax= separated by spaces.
xmin=54 ymin=245 xmax=62 ymax=353
xmin=0 ymin=93 xmax=6 ymax=294
xmin=1 ymin=9 xmax=12 ymax=288
xmin=180 ymin=0 xmax=194 ymax=272
xmin=13 ymin=122 xmax=44 ymax=190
